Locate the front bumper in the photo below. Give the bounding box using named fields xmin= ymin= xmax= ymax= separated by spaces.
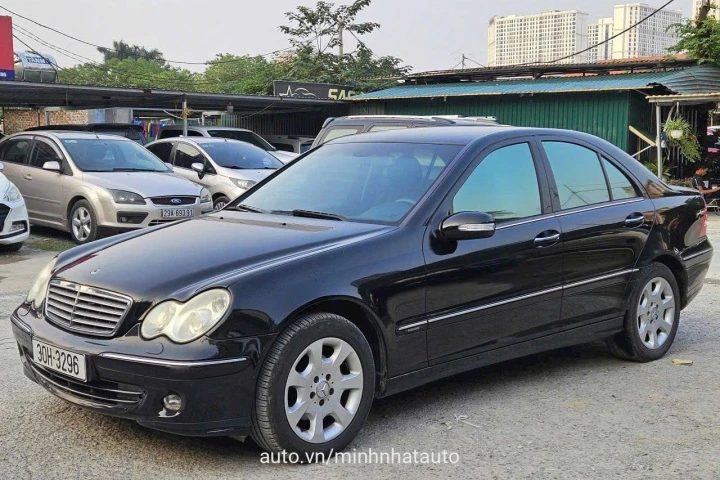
xmin=11 ymin=305 xmax=267 ymax=437
xmin=0 ymin=200 xmax=30 ymax=245
xmin=95 ymin=198 xmax=213 ymax=230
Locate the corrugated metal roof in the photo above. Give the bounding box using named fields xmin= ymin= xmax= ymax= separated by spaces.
xmin=349 ymin=65 xmax=720 ymax=101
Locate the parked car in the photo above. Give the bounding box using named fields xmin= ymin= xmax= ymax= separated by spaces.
xmin=0 ymin=162 xmax=30 ymax=252
xmin=146 ymin=137 xmax=283 ymax=209
xmin=262 ymin=135 xmax=315 ymax=155
xmin=157 ymin=126 xmax=299 ymax=164
xmin=311 ymin=114 xmax=499 ymax=148
xmin=0 ymin=132 xmax=212 ymax=244
xmin=12 ymin=126 xmax=712 ymax=456
xmin=25 ymin=124 xmax=148 ymax=145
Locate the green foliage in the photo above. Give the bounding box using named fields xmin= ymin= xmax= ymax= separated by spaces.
xmin=98 ymin=40 xmax=166 ymax=65
xmin=664 ymin=117 xmax=701 ymax=162
xmin=669 ymin=7 xmax=720 ymax=64
xmin=202 ymin=55 xmax=280 ymax=95
xmin=642 ymin=160 xmax=674 ymax=178
xmin=58 ymin=58 xmax=199 ymax=90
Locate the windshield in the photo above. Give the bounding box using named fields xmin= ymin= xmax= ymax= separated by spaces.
xmin=207 ymin=130 xmax=277 ymax=151
xmin=62 ymin=139 xmax=169 ymax=172
xmin=199 ymin=141 xmax=283 ymax=169
xmin=234 ymin=142 xmax=462 ymax=224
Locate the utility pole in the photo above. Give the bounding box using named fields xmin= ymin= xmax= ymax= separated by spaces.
xmin=338 ymin=21 xmax=344 ymax=56
xmin=182 ymin=95 xmax=188 ymax=137
xmin=461 ymin=54 xmax=467 ymax=69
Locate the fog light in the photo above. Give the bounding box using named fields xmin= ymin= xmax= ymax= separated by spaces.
xmin=9 ymin=222 xmax=24 ymax=233
xmin=120 ymin=217 xmax=128 ymax=223
xmin=163 ymin=394 xmax=183 ymax=412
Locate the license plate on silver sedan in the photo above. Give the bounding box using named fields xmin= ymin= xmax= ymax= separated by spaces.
xmin=32 ymin=340 xmax=87 ymax=381
xmin=161 ymin=208 xmax=194 ymax=218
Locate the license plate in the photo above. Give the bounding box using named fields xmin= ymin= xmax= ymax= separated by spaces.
xmin=32 ymin=340 xmax=87 ymax=382
xmin=161 ymin=208 xmax=194 ymax=218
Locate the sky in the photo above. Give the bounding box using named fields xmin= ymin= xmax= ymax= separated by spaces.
xmin=3 ymin=0 xmax=694 ymax=74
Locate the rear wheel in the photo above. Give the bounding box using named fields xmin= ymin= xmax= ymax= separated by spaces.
xmin=251 ymin=313 xmax=375 ymax=455
xmin=69 ymin=200 xmax=99 ymax=245
xmin=608 ymin=263 xmax=680 ymax=362
xmin=214 ymin=196 xmax=230 ymax=210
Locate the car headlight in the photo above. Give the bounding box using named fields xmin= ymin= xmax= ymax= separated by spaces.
xmin=200 ymin=188 xmax=211 ymax=203
xmin=231 ymin=178 xmax=257 ymax=190
xmin=26 ymin=257 xmax=57 ymax=309
xmin=140 ymin=289 xmax=231 ymax=344
xmin=110 ymin=189 xmax=146 ymax=205
xmin=3 ymin=182 xmax=22 ymax=203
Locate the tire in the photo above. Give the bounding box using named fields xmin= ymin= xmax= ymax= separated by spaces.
xmin=69 ymin=200 xmax=99 ymax=245
xmin=214 ymin=196 xmax=230 ymax=210
xmin=251 ymin=313 xmax=375 ymax=456
xmin=608 ymin=263 xmax=681 ymax=362
xmin=0 ymin=242 xmax=23 ymax=253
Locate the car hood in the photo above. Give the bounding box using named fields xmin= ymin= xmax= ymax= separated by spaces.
xmin=53 ymin=212 xmax=393 ymax=301
xmin=81 ymin=171 xmax=202 ymax=197
xmin=0 ymin=172 xmax=9 ymax=194
xmin=214 ymin=167 xmax=275 ymax=182
xmin=272 ymin=151 xmax=300 ymax=163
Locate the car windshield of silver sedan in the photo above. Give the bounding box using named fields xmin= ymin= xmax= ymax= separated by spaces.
xmin=61 ymin=139 xmax=170 ymax=173
xmin=207 ymin=130 xmax=277 ymax=151
xmin=234 ymin=142 xmax=462 ymax=224
xmin=199 ymin=141 xmax=283 ymax=170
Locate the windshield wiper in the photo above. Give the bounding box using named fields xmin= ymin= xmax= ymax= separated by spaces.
xmin=111 ymin=168 xmax=156 ymax=172
xmin=235 ymin=204 xmax=268 ymax=213
xmin=221 ymin=165 xmax=250 ymax=169
xmin=291 ymin=209 xmax=346 ymax=221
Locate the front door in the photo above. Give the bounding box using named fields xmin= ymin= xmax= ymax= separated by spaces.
xmin=172 ymin=142 xmax=211 ymax=187
xmin=20 ymin=138 xmax=67 ymax=226
xmin=0 ymin=136 xmax=33 ymax=185
xmin=424 ymin=140 xmax=564 ymax=365
xmin=539 ymin=139 xmax=654 ymax=327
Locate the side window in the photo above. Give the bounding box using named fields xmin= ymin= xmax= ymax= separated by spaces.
xmin=174 ymin=143 xmax=204 ymax=169
xmin=320 ymin=126 xmax=361 ymax=144
xmin=187 ymin=130 xmax=204 ymax=137
xmin=0 ymin=138 xmax=32 ymax=164
xmin=28 ymin=140 xmax=62 ymax=168
xmin=367 ymin=124 xmax=409 ymax=132
xmin=602 ymin=158 xmax=640 ymax=200
xmin=147 ymin=142 xmax=174 ymax=163
xmin=543 ymin=142 xmax=610 ymax=210
xmin=453 ymin=143 xmax=542 ymax=222
xmin=272 ymin=143 xmax=295 ymax=152
xmin=159 ymin=130 xmax=181 ymax=139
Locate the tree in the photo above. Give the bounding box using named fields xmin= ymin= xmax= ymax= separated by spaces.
xmin=280 ymin=0 xmax=379 ymax=56
xmin=59 ymin=58 xmax=199 ymax=90
xmin=669 ymin=4 xmax=720 ymax=64
xmin=201 ymin=54 xmax=280 ymax=95
xmin=98 ymin=40 xmax=166 ymax=65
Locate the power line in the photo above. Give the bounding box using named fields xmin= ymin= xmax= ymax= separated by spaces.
xmin=520 ymin=0 xmax=676 ymax=65
xmin=0 ymin=4 xmax=312 ymax=66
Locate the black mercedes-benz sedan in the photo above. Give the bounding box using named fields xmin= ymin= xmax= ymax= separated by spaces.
xmin=11 ymin=126 xmax=713 ymax=455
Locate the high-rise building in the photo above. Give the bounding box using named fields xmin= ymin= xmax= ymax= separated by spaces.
xmin=587 ymin=18 xmax=614 ymax=62
xmin=692 ymin=0 xmax=720 ymax=21
xmin=610 ymin=4 xmax=682 ymax=59
xmin=488 ymin=10 xmax=590 ymax=67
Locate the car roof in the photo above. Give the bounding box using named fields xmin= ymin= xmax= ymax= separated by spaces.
xmin=161 ymin=125 xmax=252 ymax=133
xmin=326 ymin=125 xmax=585 ymax=146
xmin=26 ymin=123 xmax=143 ymax=131
xmin=18 ymin=131 xmax=135 ymax=141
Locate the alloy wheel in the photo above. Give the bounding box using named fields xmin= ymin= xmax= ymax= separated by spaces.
xmin=214 ymin=200 xmax=227 ymax=210
xmin=72 ymin=207 xmax=92 ymax=242
xmin=284 ymin=337 xmax=364 ymax=443
xmin=637 ymin=277 xmax=676 ymax=350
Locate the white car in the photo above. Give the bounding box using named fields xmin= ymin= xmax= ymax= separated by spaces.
xmin=0 ymin=162 xmax=30 ymax=252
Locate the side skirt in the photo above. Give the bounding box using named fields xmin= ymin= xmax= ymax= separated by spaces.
xmin=380 ymin=317 xmax=624 ymax=398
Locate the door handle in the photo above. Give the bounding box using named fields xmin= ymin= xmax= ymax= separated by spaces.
xmin=534 ymin=230 xmax=560 ymax=248
xmin=23 ymin=173 xmax=32 ymax=181
xmin=624 ymin=213 xmax=645 ymax=227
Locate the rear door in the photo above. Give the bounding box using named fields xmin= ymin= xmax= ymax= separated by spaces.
xmin=0 ymin=136 xmax=33 ymax=186
xmin=20 ymin=137 xmax=68 ymax=225
xmin=539 ymin=138 xmax=654 ymax=327
xmin=424 ymin=139 xmax=564 ymax=364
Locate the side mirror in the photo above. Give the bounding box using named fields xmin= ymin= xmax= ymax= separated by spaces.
xmin=42 ymin=160 xmax=62 ymax=172
xmin=191 ymin=162 xmax=204 ymax=178
xmin=438 ymin=211 xmax=496 ymax=241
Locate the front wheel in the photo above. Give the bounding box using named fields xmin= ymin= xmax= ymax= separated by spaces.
xmin=69 ymin=200 xmax=99 ymax=245
xmin=608 ymin=263 xmax=680 ymax=362
xmin=251 ymin=313 xmax=375 ymax=455
xmin=0 ymin=242 xmax=23 ymax=253
xmin=214 ymin=196 xmax=230 ymax=210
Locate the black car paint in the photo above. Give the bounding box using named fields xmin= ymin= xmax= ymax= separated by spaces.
xmin=11 ymin=126 xmax=713 ymax=437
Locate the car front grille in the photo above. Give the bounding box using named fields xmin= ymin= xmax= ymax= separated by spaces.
xmin=151 ymin=196 xmax=196 ymax=206
xmin=0 ymin=204 xmax=9 ymax=231
xmin=27 ymin=358 xmax=144 ymax=408
xmin=44 ymin=281 xmax=132 ymax=338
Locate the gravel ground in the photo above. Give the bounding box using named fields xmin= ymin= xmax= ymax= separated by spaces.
xmin=1 ymin=223 xmax=719 ymax=479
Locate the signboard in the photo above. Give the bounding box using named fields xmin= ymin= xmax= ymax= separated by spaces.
xmin=273 ymin=80 xmax=355 ymax=100
xmin=0 ymin=16 xmax=14 ymax=80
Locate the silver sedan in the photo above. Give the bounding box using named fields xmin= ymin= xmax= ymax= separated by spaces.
xmin=0 ymin=131 xmax=213 ymax=244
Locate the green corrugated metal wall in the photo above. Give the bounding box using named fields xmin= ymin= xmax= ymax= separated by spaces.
xmin=349 ymin=91 xmax=653 ymax=152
